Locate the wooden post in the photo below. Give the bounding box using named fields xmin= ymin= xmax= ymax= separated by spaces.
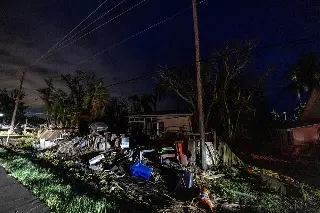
xmin=188 ymin=139 xmax=196 ymax=166
xmin=192 ymin=0 xmax=206 ymax=170
xmin=223 ymin=143 xmax=227 ymax=166
xmin=6 ymin=71 xmax=26 ymax=145
xmin=213 ymin=131 xmax=217 ymax=151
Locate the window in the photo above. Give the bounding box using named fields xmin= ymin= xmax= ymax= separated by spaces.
xmin=146 ymin=122 xmax=158 ymax=136
xmin=146 ymin=122 xmax=153 ymax=135
xmin=158 ymin=122 xmax=164 ymax=136
xmin=287 ymin=130 xmax=293 ymax=146
xmin=129 ymin=122 xmax=144 ymax=135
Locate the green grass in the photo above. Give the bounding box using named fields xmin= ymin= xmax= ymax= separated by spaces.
xmin=206 ymin=167 xmax=320 ymax=213
xmin=0 ymin=148 xmax=115 ymax=213
xmin=3 ymin=145 xmax=320 ymax=213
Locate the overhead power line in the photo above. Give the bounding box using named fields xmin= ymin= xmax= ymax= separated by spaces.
xmin=60 ymin=0 xmax=209 ymax=77
xmin=80 ymin=0 xmax=209 ymax=64
xmin=33 ymin=0 xmax=110 ymax=65
xmin=54 ymin=0 xmax=127 ymax=52
xmin=49 ymin=0 xmax=147 ymax=56
xmin=75 ymin=0 xmax=210 ymax=88
xmin=103 ymin=34 xmax=320 ymax=88
xmin=105 ymin=72 xmax=155 ymax=87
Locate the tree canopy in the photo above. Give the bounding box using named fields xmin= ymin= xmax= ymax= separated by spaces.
xmin=37 ymin=71 xmax=109 ymax=127
xmin=156 ymin=40 xmax=272 ymax=144
xmin=285 ymin=52 xmax=320 ymax=95
xmin=0 ymin=89 xmax=27 ymax=123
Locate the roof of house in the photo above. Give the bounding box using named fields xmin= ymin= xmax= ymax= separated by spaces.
xmin=90 ymin=122 xmax=108 ymax=128
xmin=128 ymin=110 xmax=193 ymax=117
xmin=278 ymin=120 xmax=320 ymax=130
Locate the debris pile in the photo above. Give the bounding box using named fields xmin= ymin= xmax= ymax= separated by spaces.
xmin=16 ymin=122 xmax=305 ymax=212
xmin=27 ymin=122 xmax=211 ymax=211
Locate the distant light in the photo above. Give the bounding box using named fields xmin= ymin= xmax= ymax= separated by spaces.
xmin=0 ymin=113 xmax=3 ymax=117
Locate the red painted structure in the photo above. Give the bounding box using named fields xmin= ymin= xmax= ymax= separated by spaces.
xmin=276 ymin=88 xmax=320 ymax=157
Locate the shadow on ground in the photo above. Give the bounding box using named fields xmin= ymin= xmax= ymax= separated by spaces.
xmin=0 ymin=147 xmax=179 ymax=213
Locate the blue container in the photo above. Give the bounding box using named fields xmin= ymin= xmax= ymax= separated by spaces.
xmin=130 ymin=160 xmax=152 ymax=180
xmin=183 ymin=171 xmax=193 ymax=188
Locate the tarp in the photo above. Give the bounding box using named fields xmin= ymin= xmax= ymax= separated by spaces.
xmin=0 ymin=167 xmax=50 ymax=213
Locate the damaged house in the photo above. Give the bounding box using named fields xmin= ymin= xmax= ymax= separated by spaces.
xmin=128 ymin=111 xmax=193 ymax=137
xmin=275 ymin=88 xmax=320 ymax=159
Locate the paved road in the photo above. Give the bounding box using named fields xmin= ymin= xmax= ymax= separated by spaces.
xmin=0 ymin=167 xmax=50 ymax=213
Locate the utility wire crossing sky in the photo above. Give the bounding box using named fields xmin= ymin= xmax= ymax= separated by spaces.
xmin=0 ymin=0 xmax=319 ymax=113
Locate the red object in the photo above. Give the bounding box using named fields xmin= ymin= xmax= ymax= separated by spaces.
xmin=199 ymin=187 xmax=215 ymax=212
xmin=251 ymin=153 xmax=290 ymax=163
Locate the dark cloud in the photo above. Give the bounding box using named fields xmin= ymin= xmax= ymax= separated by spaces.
xmin=46 ymin=54 xmax=72 ymax=66
xmin=0 ymin=51 xmax=28 ymax=67
xmin=31 ymin=66 xmax=54 ymax=76
xmin=112 ymin=76 xmax=121 ymax=81
xmin=20 ymin=40 xmax=37 ymax=48
xmin=131 ymin=89 xmax=141 ymax=93
xmin=0 ymin=49 xmax=11 ymax=57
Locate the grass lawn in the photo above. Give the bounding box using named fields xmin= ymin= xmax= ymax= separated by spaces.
xmin=1 ymin=144 xmax=320 ymax=213
xmin=0 ymin=148 xmax=115 ymax=213
xmin=203 ymin=167 xmax=320 ymax=213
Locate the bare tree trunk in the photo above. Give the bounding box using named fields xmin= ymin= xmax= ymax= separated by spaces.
xmin=192 ymin=0 xmax=206 ymax=170
xmin=6 ymin=71 xmax=26 ymax=145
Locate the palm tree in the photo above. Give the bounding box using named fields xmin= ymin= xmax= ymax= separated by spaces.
xmin=37 ymin=78 xmax=56 ymax=125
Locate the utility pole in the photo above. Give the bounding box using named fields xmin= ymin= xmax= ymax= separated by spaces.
xmin=192 ymin=0 xmax=206 ymax=170
xmin=6 ymin=71 xmax=26 ymax=145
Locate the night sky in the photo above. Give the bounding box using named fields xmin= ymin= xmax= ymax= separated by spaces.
xmin=1 ymin=0 xmax=320 ymax=114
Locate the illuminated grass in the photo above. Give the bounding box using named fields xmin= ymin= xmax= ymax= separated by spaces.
xmin=0 ymin=148 xmax=115 ymax=213
xmin=207 ymin=168 xmax=320 ymax=213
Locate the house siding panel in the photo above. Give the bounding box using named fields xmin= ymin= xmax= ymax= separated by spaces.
xmin=292 ymin=125 xmax=320 ymax=145
xmin=300 ymin=89 xmax=320 ymax=122
xmin=158 ymin=116 xmax=191 ymax=132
